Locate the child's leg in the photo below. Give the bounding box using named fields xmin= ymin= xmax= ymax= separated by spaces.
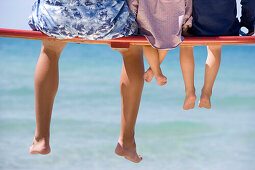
xmin=158 ymin=50 xmax=169 ymax=62
xmin=179 ymin=46 xmax=196 ymax=110
xmin=199 ymin=45 xmax=222 ymax=109
xmin=29 ymin=40 xmax=67 ymax=155
xmin=144 ymin=49 xmax=168 ymax=83
xmin=115 ymin=45 xmax=144 ymax=163
xmin=143 ymin=45 xmax=167 ymax=86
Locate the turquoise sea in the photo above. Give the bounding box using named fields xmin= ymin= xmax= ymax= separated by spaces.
xmin=0 ymin=37 xmax=255 ymax=170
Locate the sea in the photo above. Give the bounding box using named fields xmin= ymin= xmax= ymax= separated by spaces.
xmin=0 ymin=37 xmax=255 ymax=170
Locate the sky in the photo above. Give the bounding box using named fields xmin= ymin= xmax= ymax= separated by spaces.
xmin=0 ymin=0 xmax=243 ymax=30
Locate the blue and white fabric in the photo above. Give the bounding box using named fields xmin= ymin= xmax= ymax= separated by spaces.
xmin=29 ymin=0 xmax=138 ymax=40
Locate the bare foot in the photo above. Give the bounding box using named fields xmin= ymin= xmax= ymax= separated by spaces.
xmin=144 ymin=68 xmax=154 ymax=83
xmin=29 ymin=137 xmax=51 ymax=155
xmin=155 ymin=74 xmax=167 ymax=86
xmin=115 ymin=141 xmax=142 ymax=163
xmin=183 ymin=93 xmax=196 ymax=110
xmin=198 ymin=91 xmax=211 ymax=109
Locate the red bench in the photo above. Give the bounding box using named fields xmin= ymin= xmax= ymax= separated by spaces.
xmin=1 ymin=28 xmax=255 ymax=48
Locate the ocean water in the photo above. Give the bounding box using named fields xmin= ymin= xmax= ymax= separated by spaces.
xmin=0 ymin=37 xmax=255 ymax=170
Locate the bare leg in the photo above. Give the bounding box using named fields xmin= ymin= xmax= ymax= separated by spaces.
xmin=199 ymin=45 xmax=222 ymax=109
xmin=115 ymin=45 xmax=144 ymax=163
xmin=30 ymin=40 xmax=67 ymax=155
xmin=158 ymin=49 xmax=169 ymax=63
xmin=143 ymin=46 xmax=167 ymax=86
xmin=144 ymin=49 xmax=168 ymax=83
xmin=179 ymin=46 xmax=196 ymax=110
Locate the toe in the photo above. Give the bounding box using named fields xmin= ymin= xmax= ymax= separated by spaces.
xmin=198 ymin=100 xmax=211 ymax=109
xmin=138 ymin=155 xmax=143 ymax=161
xmin=125 ymin=154 xmax=142 ymax=163
xmin=144 ymin=73 xmax=150 ymax=82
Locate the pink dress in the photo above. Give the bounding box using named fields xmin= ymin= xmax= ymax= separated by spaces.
xmin=127 ymin=0 xmax=192 ymax=49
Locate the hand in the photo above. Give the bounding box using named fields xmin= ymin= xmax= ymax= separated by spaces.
xmin=182 ymin=26 xmax=194 ymax=37
xmin=182 ymin=30 xmax=194 ymax=37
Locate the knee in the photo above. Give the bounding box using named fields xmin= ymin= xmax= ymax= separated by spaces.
xmin=131 ymin=74 xmax=144 ymax=85
xmin=41 ymin=48 xmax=61 ymax=62
xmin=120 ymin=77 xmax=144 ymax=92
xmin=116 ymin=48 xmax=129 ymax=53
xmin=41 ymin=40 xmax=67 ymax=60
xmin=207 ymin=45 xmax=222 ymax=51
xmin=122 ymin=45 xmax=143 ymax=57
xmin=180 ymin=45 xmax=193 ymax=51
xmin=207 ymin=45 xmax=222 ymax=59
xmin=120 ymin=66 xmax=144 ymax=87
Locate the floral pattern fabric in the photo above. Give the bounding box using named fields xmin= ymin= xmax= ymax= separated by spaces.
xmin=29 ymin=0 xmax=138 ymax=40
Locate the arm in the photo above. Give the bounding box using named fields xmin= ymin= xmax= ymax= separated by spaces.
xmin=182 ymin=0 xmax=193 ymax=36
xmin=240 ymin=0 xmax=255 ymax=35
xmin=126 ymin=0 xmax=138 ymax=15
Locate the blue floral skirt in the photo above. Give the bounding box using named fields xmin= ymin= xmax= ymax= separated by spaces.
xmin=29 ymin=0 xmax=138 ymax=40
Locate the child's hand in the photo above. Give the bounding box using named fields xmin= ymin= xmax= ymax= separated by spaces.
xmin=182 ymin=26 xmax=194 ymax=37
xmin=182 ymin=30 xmax=194 ymax=37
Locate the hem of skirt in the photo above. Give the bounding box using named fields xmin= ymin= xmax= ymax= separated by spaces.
xmin=28 ymin=23 xmax=66 ymax=39
xmin=143 ymin=35 xmax=184 ymax=50
xmin=30 ymin=25 xmax=136 ymax=40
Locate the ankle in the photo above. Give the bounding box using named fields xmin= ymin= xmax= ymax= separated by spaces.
xmin=201 ymin=88 xmax=212 ymax=96
xmin=147 ymin=67 xmax=152 ymax=71
xmin=185 ymin=87 xmax=195 ymax=96
xmin=118 ymin=136 xmax=135 ymax=147
xmin=34 ymin=136 xmax=49 ymax=143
